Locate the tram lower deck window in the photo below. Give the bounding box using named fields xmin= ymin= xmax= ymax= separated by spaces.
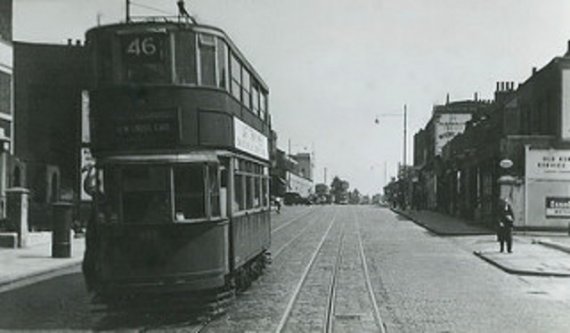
xmin=174 ymin=164 xmax=206 ymax=220
xmin=121 ymin=166 xmax=171 ymax=224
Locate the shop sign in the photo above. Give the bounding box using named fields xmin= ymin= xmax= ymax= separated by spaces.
xmin=545 ymin=197 xmax=570 ymax=218
xmin=234 ymin=117 xmax=269 ymax=160
xmin=525 ymin=148 xmax=570 ymax=180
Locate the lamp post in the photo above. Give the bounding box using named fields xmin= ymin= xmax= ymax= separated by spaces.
xmin=375 ymin=104 xmax=408 ymax=168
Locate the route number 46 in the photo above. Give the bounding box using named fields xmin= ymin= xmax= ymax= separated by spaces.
xmin=126 ymin=37 xmax=158 ymax=56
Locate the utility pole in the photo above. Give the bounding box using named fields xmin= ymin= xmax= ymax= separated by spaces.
xmin=403 ymin=104 xmax=407 ymax=167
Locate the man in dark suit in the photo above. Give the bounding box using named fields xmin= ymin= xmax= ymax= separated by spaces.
xmin=497 ymin=198 xmax=515 ymax=253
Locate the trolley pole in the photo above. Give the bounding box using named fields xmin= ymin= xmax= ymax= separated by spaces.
xmin=126 ymin=0 xmax=131 ymax=22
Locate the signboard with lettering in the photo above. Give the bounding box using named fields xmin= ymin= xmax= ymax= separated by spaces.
xmin=545 ymin=197 xmax=570 ymax=218
xmin=114 ymin=111 xmax=179 ymax=148
xmin=525 ymin=148 xmax=570 ymax=180
xmin=434 ymin=113 xmax=472 ymax=155
xmin=234 ymin=117 xmax=269 ymax=160
xmin=121 ymin=33 xmax=165 ymax=63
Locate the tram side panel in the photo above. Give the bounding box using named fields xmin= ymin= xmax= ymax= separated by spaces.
xmin=231 ymin=211 xmax=271 ymax=269
xmin=95 ymin=221 xmax=229 ymax=294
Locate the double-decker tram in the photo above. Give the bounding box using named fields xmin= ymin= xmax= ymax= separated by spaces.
xmin=82 ymin=17 xmax=272 ymax=312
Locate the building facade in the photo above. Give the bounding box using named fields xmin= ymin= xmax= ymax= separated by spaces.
xmin=13 ymin=41 xmax=89 ymax=229
xmin=0 ymin=0 xmax=12 ymax=219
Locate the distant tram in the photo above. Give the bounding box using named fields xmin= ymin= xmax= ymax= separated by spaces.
xmin=82 ymin=17 xmax=272 ymax=307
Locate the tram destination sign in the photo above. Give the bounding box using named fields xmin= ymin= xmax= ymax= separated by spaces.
xmin=114 ymin=112 xmax=178 ymax=147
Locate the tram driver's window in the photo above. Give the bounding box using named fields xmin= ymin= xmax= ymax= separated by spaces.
xmin=174 ymin=31 xmax=197 ymax=84
xmin=174 ymin=164 xmax=205 ymax=220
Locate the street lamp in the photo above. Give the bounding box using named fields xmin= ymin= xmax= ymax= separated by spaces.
xmin=375 ymin=104 xmax=408 ymax=167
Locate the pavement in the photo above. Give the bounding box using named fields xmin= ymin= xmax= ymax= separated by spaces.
xmin=391 ymin=207 xmax=570 ymax=277
xmin=0 ymin=231 xmax=85 ymax=292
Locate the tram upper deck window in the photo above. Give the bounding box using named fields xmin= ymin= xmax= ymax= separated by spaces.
xmin=230 ymin=53 xmax=242 ymax=101
xmin=174 ymin=164 xmax=206 ymax=220
xmin=242 ymin=69 xmax=251 ymax=109
xmin=121 ymin=165 xmax=171 ymax=224
xmin=198 ymin=34 xmax=216 ymax=87
xmin=260 ymin=92 xmax=267 ymax=121
xmin=120 ymin=33 xmax=170 ymax=83
xmin=174 ymin=31 xmax=197 ymax=84
xmin=217 ymin=38 xmax=229 ymax=90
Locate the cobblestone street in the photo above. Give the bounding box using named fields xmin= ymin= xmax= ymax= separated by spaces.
xmin=2 ymin=205 xmax=570 ymax=332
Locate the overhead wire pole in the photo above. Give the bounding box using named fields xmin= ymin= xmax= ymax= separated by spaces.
xmin=375 ymin=103 xmax=409 ymax=172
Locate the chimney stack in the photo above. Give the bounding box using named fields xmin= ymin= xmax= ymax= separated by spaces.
xmin=75 ymin=39 xmax=81 ymax=46
xmin=566 ymin=40 xmax=570 ymax=56
xmin=474 ymin=92 xmax=478 ymax=101
xmin=67 ymin=38 xmax=72 ymax=46
xmin=532 ymin=67 xmax=537 ymax=75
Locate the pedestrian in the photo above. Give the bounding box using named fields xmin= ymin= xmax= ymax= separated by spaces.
xmin=497 ymin=198 xmax=514 ymax=253
xmin=275 ymin=197 xmax=282 ymax=214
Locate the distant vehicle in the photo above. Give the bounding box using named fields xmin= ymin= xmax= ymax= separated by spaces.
xmin=283 ymin=192 xmax=312 ymax=205
xmin=314 ymin=183 xmax=331 ymax=204
xmin=335 ymin=192 xmax=349 ymax=205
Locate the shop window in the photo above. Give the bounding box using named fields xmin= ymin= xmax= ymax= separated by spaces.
xmin=174 ymin=164 xmax=205 ymax=220
xmin=174 ymin=31 xmax=197 ymax=84
xmin=199 ymin=34 xmax=216 ymax=86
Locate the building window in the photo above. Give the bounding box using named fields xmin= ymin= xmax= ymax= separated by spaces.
xmin=0 ymin=71 xmax=11 ymax=115
xmin=252 ymin=84 xmax=260 ymax=117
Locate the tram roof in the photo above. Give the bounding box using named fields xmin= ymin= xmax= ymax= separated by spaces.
xmin=86 ymin=18 xmax=269 ymax=91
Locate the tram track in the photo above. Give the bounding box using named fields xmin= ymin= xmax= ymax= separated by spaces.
xmin=141 ymin=207 xmax=326 ymax=333
xmin=352 ymin=207 xmax=386 ymax=333
xmin=275 ymin=210 xmax=340 ymax=332
xmin=271 ymin=206 xmax=319 ymax=234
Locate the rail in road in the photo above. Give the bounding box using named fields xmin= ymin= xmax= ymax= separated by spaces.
xmin=274 ymin=206 xmax=386 ymax=333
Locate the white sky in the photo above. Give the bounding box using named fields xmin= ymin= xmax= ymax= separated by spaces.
xmin=13 ymin=0 xmax=570 ymax=194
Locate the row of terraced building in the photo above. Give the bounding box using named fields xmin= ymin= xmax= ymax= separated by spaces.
xmin=390 ymin=41 xmax=570 ymax=230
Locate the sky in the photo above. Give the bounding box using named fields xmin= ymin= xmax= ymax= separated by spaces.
xmin=13 ymin=0 xmax=570 ymax=194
